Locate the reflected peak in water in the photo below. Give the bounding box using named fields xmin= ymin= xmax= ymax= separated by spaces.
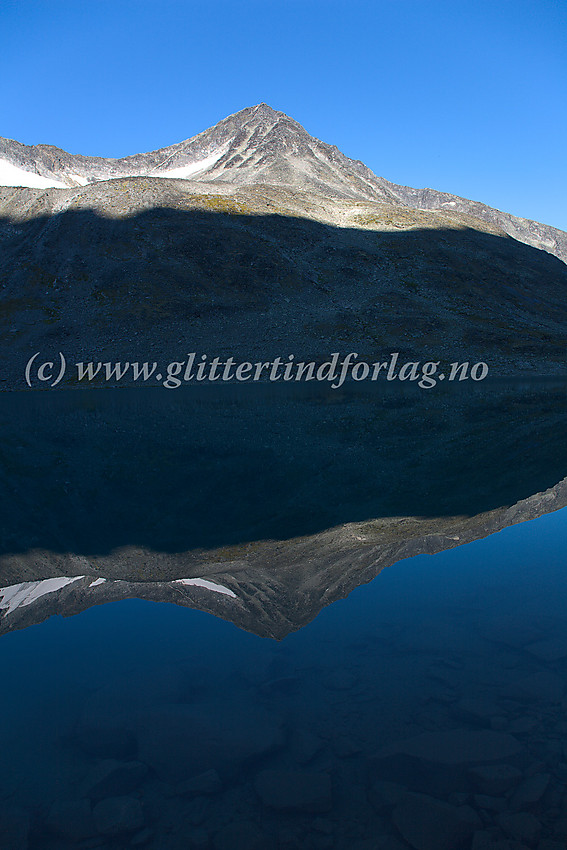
xmin=0 ymin=382 xmax=565 ymax=638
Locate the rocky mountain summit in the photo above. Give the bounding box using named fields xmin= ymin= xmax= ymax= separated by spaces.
xmin=1 ymin=105 xmax=566 ymax=383
xmin=1 ymin=103 xmax=566 ymax=263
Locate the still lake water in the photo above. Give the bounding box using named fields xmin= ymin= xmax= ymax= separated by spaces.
xmin=1 ymin=384 xmax=566 ymax=850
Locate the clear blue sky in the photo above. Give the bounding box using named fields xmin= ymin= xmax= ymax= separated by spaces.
xmin=2 ymin=0 xmax=565 ymax=230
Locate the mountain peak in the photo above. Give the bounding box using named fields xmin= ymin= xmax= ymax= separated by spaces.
xmin=0 ymin=106 xmax=565 ymax=263
xmin=250 ymin=102 xmax=282 ymax=116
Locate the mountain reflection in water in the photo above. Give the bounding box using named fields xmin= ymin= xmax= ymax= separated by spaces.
xmin=0 ymin=382 xmax=566 ymax=849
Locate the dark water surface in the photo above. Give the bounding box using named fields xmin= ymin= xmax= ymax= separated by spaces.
xmin=1 ymin=384 xmax=566 ymax=850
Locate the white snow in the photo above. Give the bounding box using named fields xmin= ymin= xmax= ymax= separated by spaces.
xmin=156 ymin=148 xmax=226 ymax=180
xmin=88 ymin=578 xmax=106 ymax=587
xmin=173 ymin=578 xmax=236 ymax=597
xmin=69 ymin=173 xmax=90 ymax=186
xmin=0 ymin=576 xmax=85 ymax=616
xmin=0 ymin=158 xmax=68 ymax=189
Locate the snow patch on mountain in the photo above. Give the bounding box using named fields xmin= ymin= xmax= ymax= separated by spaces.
xmin=69 ymin=173 xmax=90 ymax=186
xmin=154 ymin=147 xmax=227 ymax=180
xmin=0 ymin=158 xmax=68 ymax=189
xmin=0 ymin=576 xmax=85 ymax=615
xmin=173 ymin=577 xmax=236 ymax=597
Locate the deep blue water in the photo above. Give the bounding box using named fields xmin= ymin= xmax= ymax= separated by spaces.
xmin=1 ymin=505 xmax=566 ymax=849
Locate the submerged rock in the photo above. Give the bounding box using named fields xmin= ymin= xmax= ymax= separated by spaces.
xmin=468 ymin=764 xmax=524 ymax=796
xmin=290 ymin=728 xmax=324 ymax=765
xmin=383 ymin=729 xmax=524 ymax=764
xmin=332 ymin=735 xmax=362 ymax=758
xmin=136 ymin=699 xmax=284 ymax=782
xmin=452 ymin=696 xmax=505 ymax=727
xmin=46 ymin=799 xmax=96 ymax=840
xmin=392 ymin=793 xmax=480 ymax=850
xmin=368 ymin=780 xmax=408 ymax=811
xmin=175 ymin=768 xmax=222 ymax=798
xmin=80 ymin=759 xmax=148 ymax=801
xmin=131 ymin=827 xmax=153 ymax=846
xmin=470 ymin=832 xmax=495 ymax=850
xmin=213 ymin=820 xmax=274 ymax=850
xmin=92 ymin=796 xmax=145 ymax=836
xmin=473 ymin=794 xmax=507 ymax=813
xmin=185 ymin=796 xmax=210 ymax=826
xmin=373 ymin=839 xmax=414 ymax=850
xmin=497 ymin=811 xmax=541 ymax=844
xmin=509 ymin=773 xmax=550 ymax=810
xmin=501 ymin=671 xmax=565 ymax=704
xmin=254 ymin=769 xmax=332 ymax=813
xmin=371 ymin=729 xmax=523 ymax=795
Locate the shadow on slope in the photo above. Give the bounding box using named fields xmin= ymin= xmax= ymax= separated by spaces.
xmin=1 ymin=203 xmax=567 ymax=380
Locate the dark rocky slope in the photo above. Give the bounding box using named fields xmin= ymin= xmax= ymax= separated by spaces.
xmin=1 ymin=185 xmax=566 ymax=384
